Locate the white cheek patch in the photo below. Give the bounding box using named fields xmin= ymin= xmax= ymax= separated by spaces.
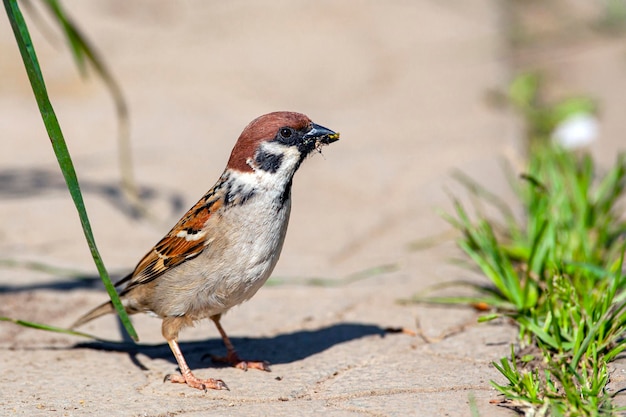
xmin=240 ymin=142 xmax=302 ymax=189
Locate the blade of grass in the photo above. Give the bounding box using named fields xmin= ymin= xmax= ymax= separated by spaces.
xmin=3 ymin=0 xmax=137 ymax=341
xmin=1 ymin=316 xmax=106 ymax=341
xmin=41 ymin=0 xmax=143 ymax=218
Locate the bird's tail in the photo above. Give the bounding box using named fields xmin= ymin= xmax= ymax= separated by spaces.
xmin=72 ymin=300 xmax=116 ymax=329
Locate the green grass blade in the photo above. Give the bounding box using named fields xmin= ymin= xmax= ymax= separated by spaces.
xmin=41 ymin=0 xmax=140 ymax=217
xmin=0 ymin=316 xmax=140 ymax=347
xmin=517 ymin=316 xmax=560 ymax=349
xmin=3 ymin=0 xmax=137 ymax=341
xmin=42 ymin=0 xmax=86 ymax=73
xmin=1 ymin=316 xmax=102 ymax=341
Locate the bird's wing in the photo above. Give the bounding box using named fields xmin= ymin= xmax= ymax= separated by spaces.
xmin=117 ymin=195 xmax=224 ymax=293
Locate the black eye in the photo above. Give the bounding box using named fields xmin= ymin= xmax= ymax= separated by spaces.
xmin=280 ymin=128 xmax=293 ymax=139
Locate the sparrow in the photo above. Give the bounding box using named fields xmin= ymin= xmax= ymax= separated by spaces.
xmin=73 ymin=111 xmax=339 ymax=391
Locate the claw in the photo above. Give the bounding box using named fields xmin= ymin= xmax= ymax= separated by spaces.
xmin=209 ymin=352 xmax=271 ymax=372
xmin=233 ymin=360 xmax=270 ymax=372
xmin=165 ymin=337 xmax=230 ymax=391
xmin=208 ymin=315 xmax=271 ymax=373
xmin=216 ymin=380 xmax=230 ymax=391
xmin=164 ymin=372 xmax=228 ymax=391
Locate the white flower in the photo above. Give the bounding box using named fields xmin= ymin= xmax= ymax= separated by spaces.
xmin=551 ymin=113 xmax=599 ymax=149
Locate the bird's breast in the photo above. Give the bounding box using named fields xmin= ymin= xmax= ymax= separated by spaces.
xmin=154 ymin=191 xmax=292 ymax=318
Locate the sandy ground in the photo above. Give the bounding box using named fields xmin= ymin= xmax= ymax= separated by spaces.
xmin=1 ymin=1 xmax=624 ymax=416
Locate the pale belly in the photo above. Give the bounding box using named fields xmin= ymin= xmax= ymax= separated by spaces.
xmin=149 ymin=197 xmax=292 ymax=319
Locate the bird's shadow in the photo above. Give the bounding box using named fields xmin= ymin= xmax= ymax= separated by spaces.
xmin=74 ymin=323 xmax=387 ymax=370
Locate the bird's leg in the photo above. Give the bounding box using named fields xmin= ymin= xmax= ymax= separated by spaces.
xmin=209 ymin=314 xmax=270 ymax=371
xmin=162 ymin=317 xmax=228 ymax=391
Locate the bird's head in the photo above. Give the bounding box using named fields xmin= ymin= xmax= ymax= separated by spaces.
xmin=227 ymin=112 xmax=339 ymax=178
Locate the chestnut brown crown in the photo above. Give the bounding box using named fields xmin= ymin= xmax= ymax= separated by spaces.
xmin=226 ymin=112 xmax=337 ymax=173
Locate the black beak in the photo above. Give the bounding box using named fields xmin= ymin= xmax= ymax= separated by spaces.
xmin=303 ymin=123 xmax=340 ymax=144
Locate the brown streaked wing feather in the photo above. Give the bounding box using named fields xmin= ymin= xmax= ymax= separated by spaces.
xmin=119 ymin=197 xmax=223 ymax=293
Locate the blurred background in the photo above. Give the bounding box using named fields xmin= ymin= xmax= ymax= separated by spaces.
xmin=2 ymin=1 xmax=626 ymax=414
xmin=1 ymin=0 xmax=626 ymax=335
xmin=2 ymin=0 xmax=626 ymax=302
xmin=0 ymin=0 xmax=513 ymax=284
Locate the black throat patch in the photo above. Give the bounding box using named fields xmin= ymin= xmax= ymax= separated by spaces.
xmin=255 ymin=150 xmax=284 ymax=173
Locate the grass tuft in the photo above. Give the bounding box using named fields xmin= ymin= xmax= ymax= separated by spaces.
xmin=411 ymin=74 xmax=626 ymax=414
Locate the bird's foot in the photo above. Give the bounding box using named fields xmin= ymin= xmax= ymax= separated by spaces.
xmin=209 ymin=351 xmax=271 ymax=372
xmin=164 ymin=372 xmax=229 ymax=391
